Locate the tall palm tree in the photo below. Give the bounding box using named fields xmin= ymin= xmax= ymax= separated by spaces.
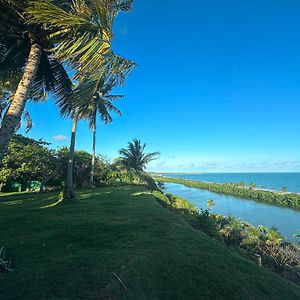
xmin=0 ymin=0 xmax=72 ymax=160
xmin=0 ymin=0 xmax=133 ymax=161
xmin=59 ymin=69 xmax=132 ymax=199
xmin=77 ymin=78 xmax=123 ymax=186
xmin=119 ymin=139 xmax=160 ymax=172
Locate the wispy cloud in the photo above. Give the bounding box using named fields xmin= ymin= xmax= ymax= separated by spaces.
xmin=117 ymin=25 xmax=128 ymax=36
xmin=148 ymin=156 xmax=300 ymax=173
xmin=53 ymin=135 xmax=68 ymax=142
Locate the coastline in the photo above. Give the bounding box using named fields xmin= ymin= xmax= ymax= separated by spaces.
xmin=152 ymin=172 xmax=300 ymax=194
xmin=153 ymin=175 xmax=300 ymax=210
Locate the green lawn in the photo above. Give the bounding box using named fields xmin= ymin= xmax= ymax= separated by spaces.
xmin=0 ymin=187 xmax=299 ymax=299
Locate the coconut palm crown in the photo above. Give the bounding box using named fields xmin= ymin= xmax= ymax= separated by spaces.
xmin=119 ymin=139 xmax=160 ymax=171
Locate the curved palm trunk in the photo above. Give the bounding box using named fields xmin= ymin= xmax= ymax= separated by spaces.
xmin=0 ymin=43 xmax=42 ymax=162
xmin=65 ymin=118 xmax=78 ymax=200
xmin=90 ymin=119 xmax=96 ymax=186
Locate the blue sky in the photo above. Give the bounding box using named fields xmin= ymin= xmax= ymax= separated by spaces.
xmin=22 ymin=0 xmax=300 ymax=172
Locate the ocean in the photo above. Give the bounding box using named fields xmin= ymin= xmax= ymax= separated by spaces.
xmin=162 ymin=173 xmax=300 ymax=193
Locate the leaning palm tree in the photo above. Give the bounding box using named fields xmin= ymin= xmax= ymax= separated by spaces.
xmin=0 ymin=80 xmax=47 ymax=133
xmin=0 ymin=0 xmax=133 ymax=161
xmin=0 ymin=0 xmax=73 ymax=160
xmin=119 ymin=139 xmax=160 ymax=172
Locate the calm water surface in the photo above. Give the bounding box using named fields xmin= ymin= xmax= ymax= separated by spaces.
xmin=163 ymin=173 xmax=300 ymax=193
xmin=164 ymin=182 xmax=300 ymax=241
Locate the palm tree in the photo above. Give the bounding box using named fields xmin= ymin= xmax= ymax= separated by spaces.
xmin=59 ymin=73 xmax=130 ymax=199
xmin=119 ymin=139 xmax=160 ymax=172
xmin=0 ymin=0 xmax=73 ymax=160
xmin=58 ymin=58 xmax=134 ymax=200
xmin=87 ymin=84 xmax=123 ymax=186
xmin=0 ymin=80 xmax=47 ymax=133
xmin=69 ymin=78 xmax=123 ymax=186
xmin=0 ymin=0 xmax=133 ymax=161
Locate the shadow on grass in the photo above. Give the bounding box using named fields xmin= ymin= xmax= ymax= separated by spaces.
xmin=0 ymin=186 xmax=145 ymax=211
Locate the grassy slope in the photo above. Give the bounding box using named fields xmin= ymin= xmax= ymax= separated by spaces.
xmin=0 ymin=187 xmax=299 ymax=300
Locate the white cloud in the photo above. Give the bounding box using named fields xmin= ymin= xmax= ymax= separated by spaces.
xmin=53 ymin=135 xmax=68 ymax=142
xmin=147 ymin=156 xmax=300 ymax=173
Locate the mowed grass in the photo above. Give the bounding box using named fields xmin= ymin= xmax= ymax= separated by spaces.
xmin=0 ymin=187 xmax=299 ymax=300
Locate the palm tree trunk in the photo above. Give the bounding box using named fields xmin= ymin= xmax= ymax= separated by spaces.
xmin=0 ymin=43 xmax=42 ymax=162
xmin=90 ymin=120 xmax=96 ymax=186
xmin=65 ymin=117 xmax=78 ymax=200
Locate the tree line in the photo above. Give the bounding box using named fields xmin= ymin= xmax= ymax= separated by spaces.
xmin=0 ymin=135 xmax=159 ymax=192
xmin=154 ymin=176 xmax=300 ymax=209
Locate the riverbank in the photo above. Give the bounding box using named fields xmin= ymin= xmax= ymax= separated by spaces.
xmin=162 ymin=182 xmax=300 ymax=241
xmin=1 ymin=186 xmax=299 ymax=299
xmin=153 ymin=175 xmax=300 ymax=209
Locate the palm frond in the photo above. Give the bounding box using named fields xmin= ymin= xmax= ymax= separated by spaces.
xmin=27 ymin=0 xmax=95 ymax=31
xmin=27 ymin=0 xmax=113 ymax=77
xmin=103 ymin=94 xmax=124 ymax=101
xmin=112 ymin=0 xmax=133 ymax=13
xmin=119 ymin=139 xmax=160 ymax=171
xmin=23 ymin=109 xmax=33 ymax=133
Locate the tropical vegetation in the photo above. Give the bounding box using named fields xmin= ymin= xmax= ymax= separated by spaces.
xmin=0 ymin=134 xmax=157 ymax=193
xmin=119 ymin=139 xmax=160 ymax=171
xmin=153 ymin=175 xmax=300 ymax=209
xmin=0 ymin=0 xmax=135 ymax=200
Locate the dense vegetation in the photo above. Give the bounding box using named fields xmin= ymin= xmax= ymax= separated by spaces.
xmin=152 ymin=190 xmax=300 ymax=285
xmin=154 ymin=175 xmax=300 ymax=209
xmin=1 ymin=187 xmax=299 ymax=299
xmin=0 ymin=135 xmax=154 ymax=193
xmin=0 ymin=0 xmax=135 ymax=201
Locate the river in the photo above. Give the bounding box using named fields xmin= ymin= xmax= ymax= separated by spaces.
xmin=162 ymin=173 xmax=300 ymax=193
xmin=164 ymin=182 xmax=300 ymax=242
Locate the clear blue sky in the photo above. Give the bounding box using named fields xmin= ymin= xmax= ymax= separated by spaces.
xmin=22 ymin=0 xmax=300 ymax=172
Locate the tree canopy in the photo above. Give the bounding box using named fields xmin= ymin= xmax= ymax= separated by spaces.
xmin=119 ymin=139 xmax=160 ymax=171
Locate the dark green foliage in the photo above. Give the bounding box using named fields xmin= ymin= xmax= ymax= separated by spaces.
xmin=0 ymin=136 xmax=132 ymax=192
xmin=0 ymin=135 xmax=57 ymax=191
xmin=119 ymin=139 xmax=160 ymax=171
xmin=154 ymin=175 xmax=300 ymax=209
xmin=0 ymin=0 xmax=72 ymax=104
xmin=0 ymin=187 xmax=299 ymax=299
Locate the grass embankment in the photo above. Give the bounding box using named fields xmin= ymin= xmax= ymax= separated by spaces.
xmin=154 ymin=175 xmax=300 ymax=209
xmin=0 ymin=187 xmax=299 ymax=299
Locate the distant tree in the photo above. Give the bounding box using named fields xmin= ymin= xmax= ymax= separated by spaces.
xmin=249 ymin=182 xmax=256 ymax=190
xmin=281 ymin=186 xmax=288 ymax=193
xmin=206 ymin=199 xmax=216 ymax=210
xmin=119 ymin=139 xmax=160 ymax=172
xmin=293 ymin=230 xmax=300 ymax=243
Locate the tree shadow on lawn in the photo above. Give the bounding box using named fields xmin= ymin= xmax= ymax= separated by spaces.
xmin=0 ymin=192 xmax=58 ymax=209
